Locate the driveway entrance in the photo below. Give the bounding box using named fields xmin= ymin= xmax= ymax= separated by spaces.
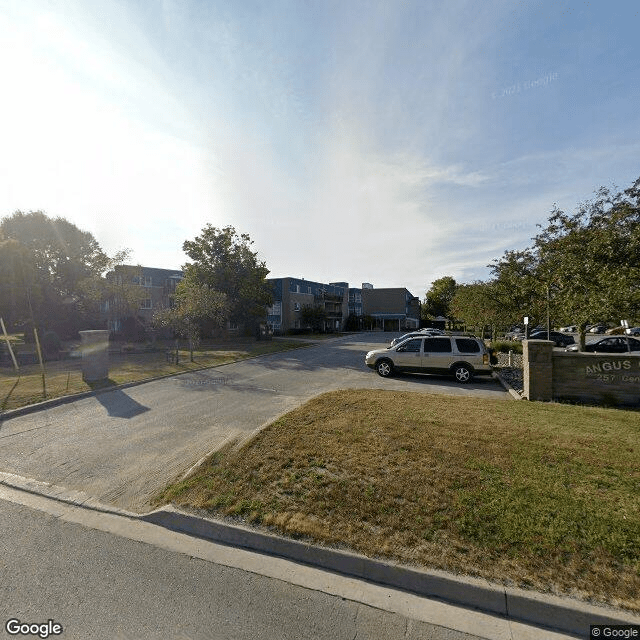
xmin=0 ymin=334 xmax=507 ymax=511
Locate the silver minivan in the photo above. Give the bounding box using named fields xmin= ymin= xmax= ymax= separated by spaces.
xmin=365 ymin=335 xmax=492 ymax=383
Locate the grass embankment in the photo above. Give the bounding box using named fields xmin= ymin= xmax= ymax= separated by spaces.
xmin=155 ymin=389 xmax=640 ymax=612
xmin=0 ymin=339 xmax=308 ymax=411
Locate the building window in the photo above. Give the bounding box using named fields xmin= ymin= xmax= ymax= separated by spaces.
xmin=293 ymin=302 xmax=301 ymax=312
xmin=133 ymin=275 xmax=152 ymax=286
xmin=140 ymin=299 xmax=152 ymax=310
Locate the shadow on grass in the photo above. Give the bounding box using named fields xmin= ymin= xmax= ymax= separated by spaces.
xmin=87 ymin=379 xmax=150 ymax=419
xmin=1 ymin=376 xmax=21 ymax=412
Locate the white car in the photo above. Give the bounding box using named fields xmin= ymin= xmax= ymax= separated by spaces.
xmin=367 ymin=335 xmax=492 ymax=383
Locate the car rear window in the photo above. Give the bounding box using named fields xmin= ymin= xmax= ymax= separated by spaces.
xmin=423 ymin=338 xmax=452 ymax=353
xmin=455 ymin=338 xmax=481 ymax=353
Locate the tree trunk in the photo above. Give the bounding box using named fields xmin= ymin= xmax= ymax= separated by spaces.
xmin=578 ymin=323 xmax=587 ymax=351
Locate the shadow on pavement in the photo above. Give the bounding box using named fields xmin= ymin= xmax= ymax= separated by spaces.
xmin=89 ymin=382 xmax=150 ymax=419
xmin=389 ymin=371 xmax=499 ymax=390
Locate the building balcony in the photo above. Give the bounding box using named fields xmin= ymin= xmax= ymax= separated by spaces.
xmin=315 ymin=293 xmax=343 ymax=303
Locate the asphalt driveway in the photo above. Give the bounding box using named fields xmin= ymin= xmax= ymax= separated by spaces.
xmin=0 ymin=333 xmax=508 ymax=511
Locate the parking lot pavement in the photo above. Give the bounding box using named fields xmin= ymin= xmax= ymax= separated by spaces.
xmin=0 ymin=333 xmax=508 ymax=512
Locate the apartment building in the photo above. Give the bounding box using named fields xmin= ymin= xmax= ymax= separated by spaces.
xmin=103 ymin=265 xmax=183 ymax=334
xmin=266 ymin=277 xmax=349 ymax=333
xmin=361 ymin=287 xmax=420 ymax=331
xmin=267 ymin=277 xmax=420 ymax=333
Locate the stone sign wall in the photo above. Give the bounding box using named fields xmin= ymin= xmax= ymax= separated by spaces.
xmin=523 ymin=339 xmax=640 ymax=407
xmin=553 ymin=351 xmax=640 ymax=406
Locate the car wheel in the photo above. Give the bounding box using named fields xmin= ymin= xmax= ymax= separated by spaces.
xmin=376 ymin=359 xmax=394 ymax=378
xmin=452 ymin=364 xmax=473 ymax=383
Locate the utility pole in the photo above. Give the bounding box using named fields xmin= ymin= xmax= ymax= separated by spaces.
xmin=546 ymin=283 xmax=550 ymax=337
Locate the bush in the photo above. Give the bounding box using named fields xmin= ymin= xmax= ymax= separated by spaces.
xmin=490 ymin=340 xmax=523 ymax=354
xmin=42 ymin=331 xmax=61 ymax=351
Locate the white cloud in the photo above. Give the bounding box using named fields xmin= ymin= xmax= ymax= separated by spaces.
xmin=2 ymin=0 xmax=638 ymax=299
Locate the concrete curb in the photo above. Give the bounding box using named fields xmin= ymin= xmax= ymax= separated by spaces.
xmin=141 ymin=506 xmax=506 ymax=614
xmin=1 ymin=471 xmax=638 ymax=636
xmin=0 ymin=472 xmax=139 ymax=519
xmin=492 ymin=370 xmax=524 ymax=400
xmin=141 ymin=505 xmax=640 ymax=637
xmin=0 ymin=341 xmax=316 ymax=421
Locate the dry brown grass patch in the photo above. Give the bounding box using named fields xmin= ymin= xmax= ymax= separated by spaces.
xmin=155 ymin=389 xmax=640 ymax=612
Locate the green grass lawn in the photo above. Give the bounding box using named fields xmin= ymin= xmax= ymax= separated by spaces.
xmin=154 ymin=389 xmax=640 ymax=612
xmin=0 ymin=339 xmax=309 ymax=411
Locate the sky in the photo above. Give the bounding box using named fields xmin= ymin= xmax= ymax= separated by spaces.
xmin=1 ymin=0 xmax=639 ymax=297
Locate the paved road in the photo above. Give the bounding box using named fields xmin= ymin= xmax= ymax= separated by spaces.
xmin=0 ymin=497 xmax=484 ymax=640
xmin=1 ymin=489 xmax=574 ymax=640
xmin=0 ymin=333 xmax=508 ymax=512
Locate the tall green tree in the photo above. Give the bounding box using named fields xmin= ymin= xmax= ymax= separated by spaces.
xmin=485 ymin=176 xmax=640 ymax=349
xmin=489 ymin=248 xmax=549 ymax=331
xmin=182 ymin=225 xmax=272 ymax=330
xmin=449 ymin=281 xmax=508 ymax=339
xmin=153 ymin=277 xmax=227 ymax=361
xmin=0 ymin=210 xmax=109 ymax=336
xmin=422 ymin=276 xmax=457 ymax=319
xmin=532 ymin=179 xmax=640 ymax=348
xmin=0 ymin=237 xmax=40 ymax=328
xmin=1 ymin=211 xmax=108 ymax=294
xmin=300 ymin=304 xmax=328 ymax=332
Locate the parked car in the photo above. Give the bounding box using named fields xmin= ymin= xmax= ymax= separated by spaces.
xmin=366 ymin=335 xmax=492 ymax=383
xmin=587 ymin=323 xmax=608 ymax=334
xmin=559 ymin=325 xmax=577 ymax=333
xmin=565 ymin=336 xmax=640 ymax=353
xmin=605 ymin=326 xmax=627 ymax=335
xmin=628 ymin=327 xmax=640 ymax=336
xmin=389 ymin=328 xmax=444 ymax=347
xmin=528 ymin=331 xmax=576 ymax=347
xmin=504 ymin=327 xmax=524 ymax=340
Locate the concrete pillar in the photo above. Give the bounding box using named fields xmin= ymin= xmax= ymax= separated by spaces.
xmin=79 ymin=330 xmax=110 ymax=383
xmin=523 ymin=339 xmax=553 ymax=401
